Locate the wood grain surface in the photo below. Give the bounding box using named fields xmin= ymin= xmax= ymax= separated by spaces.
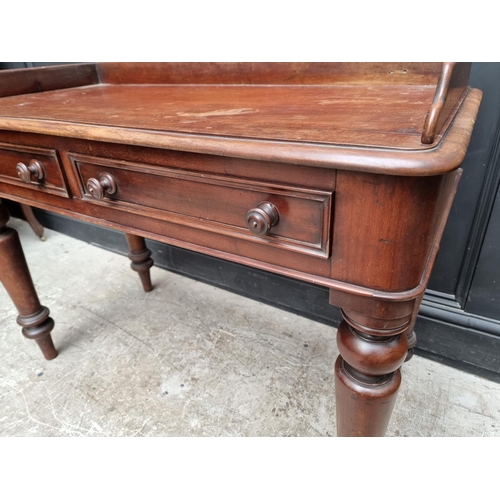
xmin=0 ymin=88 xmax=481 ymax=175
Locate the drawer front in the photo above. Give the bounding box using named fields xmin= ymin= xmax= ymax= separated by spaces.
xmin=70 ymin=154 xmax=333 ymax=259
xmin=0 ymin=142 xmax=69 ymax=197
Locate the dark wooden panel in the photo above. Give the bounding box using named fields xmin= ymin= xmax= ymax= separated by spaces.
xmin=70 ymin=153 xmax=333 ymax=258
xmin=330 ymin=170 xmax=443 ymax=292
xmin=0 ymin=63 xmax=98 ymax=98
xmin=98 ymin=62 xmax=442 ymax=85
xmin=0 ymin=142 xmax=68 ymax=197
xmin=0 ymin=181 xmax=335 ymax=282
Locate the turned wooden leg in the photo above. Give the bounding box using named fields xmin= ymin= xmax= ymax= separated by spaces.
xmin=335 ymin=308 xmax=409 ymax=436
xmin=125 ymin=233 xmax=154 ymax=292
xmin=20 ymin=204 xmax=45 ymax=240
xmin=0 ymin=204 xmax=57 ymax=360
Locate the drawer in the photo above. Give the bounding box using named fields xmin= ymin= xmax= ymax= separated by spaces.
xmin=0 ymin=142 xmax=69 ymax=197
xmin=69 ymin=153 xmax=333 ymax=259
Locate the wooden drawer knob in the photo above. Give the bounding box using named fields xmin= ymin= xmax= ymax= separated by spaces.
xmin=245 ymin=202 xmax=279 ymax=235
xmin=16 ymin=160 xmax=45 ymax=184
xmin=86 ymin=173 xmax=117 ymax=200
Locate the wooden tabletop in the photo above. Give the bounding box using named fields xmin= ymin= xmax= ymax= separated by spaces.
xmin=0 ymin=83 xmax=439 ymax=150
xmin=0 ymin=63 xmax=482 ymax=175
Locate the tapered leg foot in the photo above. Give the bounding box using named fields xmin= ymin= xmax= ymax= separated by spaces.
xmin=18 ymin=307 xmax=57 ymax=360
xmin=335 ymin=309 xmax=409 ymax=437
xmin=0 ymin=205 xmax=57 ymax=360
xmin=335 ymin=356 xmax=401 ymax=436
xmin=125 ymin=233 xmax=154 ymax=292
xmin=20 ymin=204 xmax=45 ymax=240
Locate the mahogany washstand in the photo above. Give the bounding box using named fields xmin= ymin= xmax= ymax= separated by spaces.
xmin=0 ymin=63 xmax=481 ymax=436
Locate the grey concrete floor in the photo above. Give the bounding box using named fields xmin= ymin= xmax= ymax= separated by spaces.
xmin=1 ymin=218 xmax=499 ymax=437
